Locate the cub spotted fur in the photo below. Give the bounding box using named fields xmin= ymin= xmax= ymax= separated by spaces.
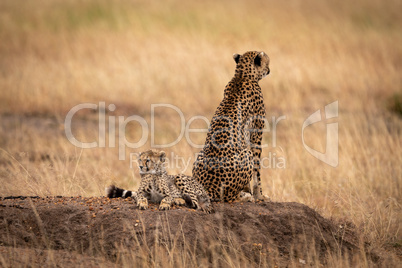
xmin=106 ymin=150 xmax=212 ymax=213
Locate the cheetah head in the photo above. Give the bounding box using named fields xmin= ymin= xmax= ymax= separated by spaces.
xmin=233 ymin=51 xmax=270 ymax=81
xmin=138 ymin=149 xmax=166 ymax=175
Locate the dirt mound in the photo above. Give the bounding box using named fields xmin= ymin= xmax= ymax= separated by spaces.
xmin=0 ymin=196 xmax=385 ymax=267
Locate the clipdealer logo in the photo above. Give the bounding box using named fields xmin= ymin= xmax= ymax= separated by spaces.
xmin=64 ymin=103 xmax=286 ymax=165
xmin=302 ymin=101 xmax=339 ymax=167
xmin=64 ymin=101 xmax=339 ymax=168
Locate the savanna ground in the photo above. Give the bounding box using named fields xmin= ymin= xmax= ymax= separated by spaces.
xmin=0 ymin=0 xmax=401 ymax=267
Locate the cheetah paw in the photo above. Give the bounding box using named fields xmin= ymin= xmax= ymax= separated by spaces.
xmin=174 ymin=198 xmax=186 ymax=206
xmin=159 ymin=202 xmax=171 ymax=210
xmin=137 ymin=200 xmax=148 ymax=210
xmin=254 ymin=194 xmax=270 ymax=202
xmin=202 ymin=205 xmax=214 ymax=214
xmin=239 ymin=192 xmax=255 ymax=202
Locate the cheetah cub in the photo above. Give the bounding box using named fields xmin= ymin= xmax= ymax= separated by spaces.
xmin=106 ymin=150 xmax=213 ymax=213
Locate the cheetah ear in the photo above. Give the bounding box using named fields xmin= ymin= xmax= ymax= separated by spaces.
xmin=254 ymin=52 xmax=264 ymax=67
xmin=233 ymin=53 xmax=241 ymax=64
xmin=159 ymin=151 xmax=166 ymax=162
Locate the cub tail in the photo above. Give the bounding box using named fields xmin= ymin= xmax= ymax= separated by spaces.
xmin=105 ymin=185 xmax=137 ymax=199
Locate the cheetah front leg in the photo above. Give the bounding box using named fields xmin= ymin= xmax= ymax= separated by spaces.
xmin=168 ymin=182 xmax=186 ymax=206
xmin=136 ymin=176 xmax=152 ymax=210
xmin=250 ymin=116 xmax=269 ymax=201
xmin=251 ymin=146 xmax=270 ymax=201
xmin=156 ymin=180 xmax=174 ymax=210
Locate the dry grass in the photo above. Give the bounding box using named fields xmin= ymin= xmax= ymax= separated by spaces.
xmin=0 ymin=0 xmax=401 ymax=266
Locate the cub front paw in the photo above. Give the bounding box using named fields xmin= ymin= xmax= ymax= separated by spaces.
xmin=159 ymin=201 xmax=171 ymax=210
xmin=137 ymin=199 xmax=148 ymax=210
xmin=174 ymin=198 xmax=186 ymax=206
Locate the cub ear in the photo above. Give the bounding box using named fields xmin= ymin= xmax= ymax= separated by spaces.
xmin=233 ymin=53 xmax=241 ymax=64
xmin=159 ymin=151 xmax=166 ymax=161
xmin=254 ymin=52 xmax=264 ymax=67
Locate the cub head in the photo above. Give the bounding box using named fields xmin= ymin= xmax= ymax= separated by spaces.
xmin=233 ymin=51 xmax=270 ymax=81
xmin=138 ymin=149 xmax=166 ymax=175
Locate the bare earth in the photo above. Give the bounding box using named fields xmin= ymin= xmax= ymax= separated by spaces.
xmin=0 ymin=196 xmax=394 ymax=267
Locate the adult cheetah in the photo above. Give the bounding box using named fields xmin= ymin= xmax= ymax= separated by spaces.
xmin=193 ymin=51 xmax=270 ymax=202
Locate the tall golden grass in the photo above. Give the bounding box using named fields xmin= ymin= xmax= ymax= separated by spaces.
xmin=0 ymin=0 xmax=401 ymax=266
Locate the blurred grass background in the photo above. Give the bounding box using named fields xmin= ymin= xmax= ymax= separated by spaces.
xmin=0 ymin=0 xmax=401 ymax=260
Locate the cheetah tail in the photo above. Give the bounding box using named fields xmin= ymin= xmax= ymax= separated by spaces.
xmin=105 ymin=185 xmax=136 ymax=199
